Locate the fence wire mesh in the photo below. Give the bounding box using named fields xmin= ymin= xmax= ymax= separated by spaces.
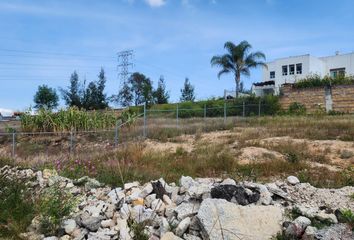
xmin=0 ymin=102 xmax=271 ymax=166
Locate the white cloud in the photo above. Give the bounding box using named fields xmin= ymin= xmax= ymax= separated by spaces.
xmin=145 ymin=0 xmax=166 ymax=7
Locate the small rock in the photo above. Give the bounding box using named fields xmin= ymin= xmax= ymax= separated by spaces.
xmin=101 ymin=219 xmax=115 ymax=228
xmin=139 ymin=182 xmax=154 ymax=198
xmin=124 ymin=181 xmax=139 ymax=190
xmin=161 ymin=232 xmax=183 ymax=240
xmin=132 ymin=198 xmax=144 ymax=206
xmin=287 ymin=176 xmax=300 ymax=185
xmin=163 ymin=194 xmax=173 ymax=205
xmin=81 ymin=216 xmax=102 ymax=232
xmin=62 ymin=219 xmax=76 ymax=235
xmin=220 ymin=178 xmax=236 ymax=185
xmin=302 ymin=226 xmax=317 ymax=240
xmin=175 ymin=217 xmax=191 ymax=236
xmin=175 ymin=201 xmax=200 ymax=220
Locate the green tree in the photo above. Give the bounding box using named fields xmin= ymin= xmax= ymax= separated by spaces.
xmin=116 ymin=81 xmax=133 ymax=107
xmin=60 ymin=71 xmax=83 ymax=108
xmin=211 ymin=40 xmax=267 ymax=98
xmin=79 ymin=68 xmax=108 ymax=110
xmin=129 ymin=72 xmax=154 ymax=106
xmin=153 ymin=75 xmax=169 ymax=104
xmin=34 ymin=85 xmax=59 ymax=110
xmin=180 ymin=78 xmax=195 ymax=102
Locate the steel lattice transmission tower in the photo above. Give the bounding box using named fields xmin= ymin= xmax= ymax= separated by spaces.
xmin=117 ymin=50 xmax=134 ymax=84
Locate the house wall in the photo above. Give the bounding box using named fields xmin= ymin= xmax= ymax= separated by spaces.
xmin=280 ymin=84 xmax=354 ymax=113
xmin=320 ymin=52 xmax=354 ymax=75
xmin=261 ymin=52 xmax=354 ymax=97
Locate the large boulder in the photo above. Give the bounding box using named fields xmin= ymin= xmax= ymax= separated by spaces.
xmin=197 ymin=198 xmax=283 ymax=240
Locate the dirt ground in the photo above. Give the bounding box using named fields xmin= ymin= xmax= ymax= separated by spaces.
xmin=144 ymin=128 xmax=354 ymax=170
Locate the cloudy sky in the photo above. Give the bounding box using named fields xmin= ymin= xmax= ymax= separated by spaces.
xmin=1 ymin=0 xmax=354 ymax=110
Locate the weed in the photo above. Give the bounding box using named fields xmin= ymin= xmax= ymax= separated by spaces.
xmin=0 ymin=174 xmax=35 ymax=238
xmin=127 ymin=219 xmax=149 ymax=240
xmin=37 ymin=182 xmax=77 ymax=236
xmin=340 ymin=209 xmax=354 ymax=230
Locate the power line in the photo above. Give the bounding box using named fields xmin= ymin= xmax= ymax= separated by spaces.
xmin=0 ymin=48 xmax=114 ymax=59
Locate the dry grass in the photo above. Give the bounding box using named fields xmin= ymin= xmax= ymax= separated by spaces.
xmin=1 ymin=115 xmax=354 ymax=189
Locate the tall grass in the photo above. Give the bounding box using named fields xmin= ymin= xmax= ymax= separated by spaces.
xmin=21 ymin=107 xmax=118 ymax=132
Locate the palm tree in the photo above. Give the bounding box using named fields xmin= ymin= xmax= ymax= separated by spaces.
xmin=211 ymin=40 xmax=267 ymax=98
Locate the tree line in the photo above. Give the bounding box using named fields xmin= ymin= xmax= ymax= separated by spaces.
xmin=33 ymin=69 xmax=196 ymax=110
xmin=34 ymin=40 xmax=266 ymax=110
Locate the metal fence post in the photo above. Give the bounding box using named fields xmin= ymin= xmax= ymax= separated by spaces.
xmin=243 ymin=101 xmax=245 ymax=117
xmin=143 ymin=102 xmax=147 ymax=138
xmin=224 ymin=102 xmax=226 ymax=124
xmin=176 ymin=104 xmax=179 ymax=128
xmin=114 ymin=121 xmax=119 ymax=147
xmin=258 ymin=100 xmax=261 ymax=117
xmin=12 ymin=131 xmax=16 ymax=158
xmin=204 ymin=104 xmax=206 ymax=120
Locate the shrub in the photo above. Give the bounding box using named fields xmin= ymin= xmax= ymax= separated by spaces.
xmin=38 ymin=182 xmax=76 ymax=235
xmin=293 ymin=75 xmax=354 ymax=89
xmin=0 ymin=174 xmax=35 ymax=238
xmin=288 ymin=102 xmax=306 ymax=115
xmin=340 ymin=209 xmax=354 ymax=230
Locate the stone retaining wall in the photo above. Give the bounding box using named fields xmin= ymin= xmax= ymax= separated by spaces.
xmin=280 ymin=84 xmax=354 ymax=113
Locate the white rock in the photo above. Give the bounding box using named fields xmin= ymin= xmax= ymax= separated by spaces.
xmin=220 ymin=178 xmax=236 ymax=185
xmin=197 ymin=198 xmax=282 ymax=240
xmin=159 ymin=217 xmax=170 ymax=236
xmin=59 ymin=235 xmax=70 ymax=240
xmin=175 ymin=217 xmax=191 ymax=236
xmin=124 ymin=181 xmax=139 ymax=190
xmin=183 ymin=234 xmax=202 ymax=240
xmin=161 ymin=232 xmax=183 ymax=240
xmin=139 ymin=183 xmax=154 ymax=198
xmin=145 ymin=194 xmax=157 ymax=208
xmin=62 ymin=219 xmax=76 ymax=235
xmin=120 ymin=203 xmax=131 ymax=219
xmin=163 ymin=194 xmax=173 ymax=205
xmin=107 ymin=188 xmax=124 ymax=204
xmin=175 ymin=201 xmax=200 ymax=220
xmin=43 ymin=237 xmax=58 ymax=240
xmin=151 ymin=199 xmax=166 ymax=214
xmin=315 ymin=212 xmax=338 ymax=224
xmin=287 ymin=176 xmax=300 ymax=185
xmin=101 ymin=219 xmax=115 ymax=228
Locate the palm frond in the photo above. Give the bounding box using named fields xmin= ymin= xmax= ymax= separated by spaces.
xmin=217 ymin=68 xmax=231 ymax=79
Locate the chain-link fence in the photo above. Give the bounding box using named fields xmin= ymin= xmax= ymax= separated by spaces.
xmin=0 ymin=102 xmax=272 ymax=166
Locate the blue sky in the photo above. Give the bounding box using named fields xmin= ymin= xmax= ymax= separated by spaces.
xmin=1 ymin=0 xmax=354 ymax=110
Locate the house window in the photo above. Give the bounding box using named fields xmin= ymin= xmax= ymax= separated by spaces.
xmin=270 ymin=71 xmax=275 ymax=79
xmin=296 ymin=63 xmax=302 ymax=74
xmin=289 ymin=64 xmax=295 ymax=75
xmin=330 ymin=68 xmax=345 ymax=78
xmin=282 ymin=65 xmax=288 ymax=76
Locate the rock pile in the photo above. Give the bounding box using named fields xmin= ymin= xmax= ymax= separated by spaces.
xmin=1 ymin=166 xmax=353 ymax=240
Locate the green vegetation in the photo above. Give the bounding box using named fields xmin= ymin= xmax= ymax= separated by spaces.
xmin=211 ymin=40 xmax=267 ymax=98
xmin=60 ymin=68 xmax=109 ymax=110
xmin=21 ymin=107 xmax=118 ymax=132
xmin=293 ymin=75 xmax=354 ymax=89
xmin=340 ymin=209 xmax=354 ymax=230
xmin=37 ymin=182 xmax=77 ymax=236
xmin=0 ymin=174 xmax=35 ymax=238
xmin=129 ymin=95 xmax=280 ymax=118
xmin=127 ymin=219 xmax=149 ymax=240
xmin=33 ymin=85 xmax=59 ymax=110
xmin=288 ymin=102 xmax=306 ymax=115
xmin=180 ymin=78 xmax=195 ymax=102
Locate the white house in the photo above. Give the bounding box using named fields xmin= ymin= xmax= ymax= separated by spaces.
xmin=252 ymin=52 xmax=354 ymax=96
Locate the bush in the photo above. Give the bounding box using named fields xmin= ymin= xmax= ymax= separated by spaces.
xmin=293 ymin=75 xmax=354 ymax=89
xmin=38 ymin=182 xmax=76 ymax=235
xmin=288 ymin=102 xmax=306 ymax=115
xmin=0 ymin=174 xmax=35 ymax=238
